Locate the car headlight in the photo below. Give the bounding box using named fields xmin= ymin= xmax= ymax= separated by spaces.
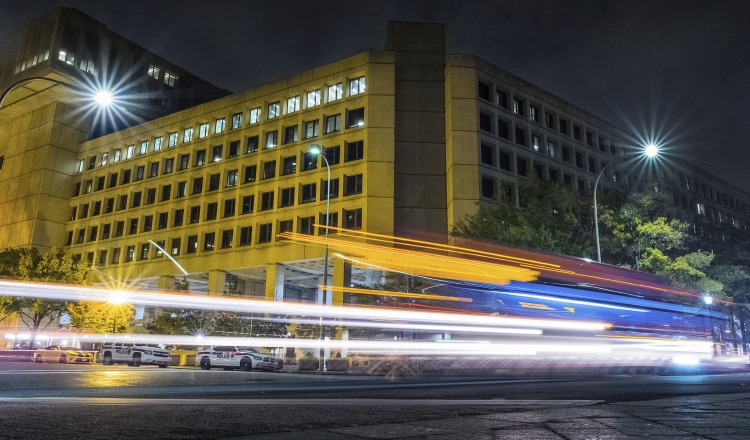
xmin=143 ymin=350 xmax=153 ymax=355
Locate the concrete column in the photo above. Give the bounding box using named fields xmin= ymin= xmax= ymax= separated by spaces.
xmin=264 ymin=263 xmax=285 ymax=301
xmin=207 ymin=270 xmax=226 ymax=295
xmin=331 ymin=257 xmax=351 ymax=306
xmin=157 ymin=275 xmax=175 ymax=291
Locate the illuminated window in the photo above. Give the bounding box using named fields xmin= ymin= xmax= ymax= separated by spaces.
xmin=249 ymin=107 xmax=261 ymax=124
xmin=231 ymin=112 xmax=243 ymax=129
xmin=327 ymin=83 xmax=342 ymax=102
xmin=153 ymin=137 xmax=163 ymax=151
xmin=215 ymin=118 xmax=226 ymax=133
xmin=325 ymin=114 xmax=341 ymax=133
xmin=265 ymin=131 xmax=278 ymax=149
xmin=147 ymin=64 xmax=160 ymax=79
xmin=268 ymin=102 xmax=280 ymax=119
xmin=349 ymin=76 xmax=366 ymax=96
xmin=343 ymin=208 xmax=362 ymax=229
xmin=286 ymin=96 xmax=300 ymax=113
xmin=168 ymin=132 xmax=178 ymax=147
xmin=307 ymin=90 xmax=321 ymax=107
xmin=198 ymin=123 xmax=209 ymax=139
xmin=164 ymin=72 xmax=177 ymax=87
xmin=183 ymin=127 xmax=194 ymax=143
xmin=101 ymin=152 xmax=109 ymax=166
xmin=283 ymin=126 xmax=298 ymax=144
xmin=305 ymin=120 xmax=319 ymax=139
xmin=226 ymin=170 xmax=238 ymax=187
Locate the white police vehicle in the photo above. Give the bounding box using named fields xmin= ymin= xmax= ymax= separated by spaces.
xmin=195 ymin=346 xmax=278 ymax=371
xmin=100 ymin=342 xmax=172 ymax=368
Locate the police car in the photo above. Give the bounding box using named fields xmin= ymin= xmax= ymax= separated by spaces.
xmin=100 ymin=342 xmax=172 ymax=367
xmin=195 ymin=346 xmax=278 ymax=371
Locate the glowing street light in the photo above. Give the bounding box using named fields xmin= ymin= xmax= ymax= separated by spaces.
xmin=593 ymin=144 xmax=660 ymax=263
xmin=308 ymin=145 xmax=331 ymax=302
xmin=0 ymin=76 xmax=114 ymax=110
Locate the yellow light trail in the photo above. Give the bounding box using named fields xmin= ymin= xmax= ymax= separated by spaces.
xmin=323 ymin=285 xmax=472 ymax=302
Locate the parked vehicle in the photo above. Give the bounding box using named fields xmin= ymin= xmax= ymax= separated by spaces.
xmin=100 ymin=342 xmax=171 ymax=367
xmin=195 ymin=346 xmax=278 ymax=371
xmin=240 ymin=347 xmax=284 ymax=370
xmin=34 ymin=345 xmax=94 ymax=364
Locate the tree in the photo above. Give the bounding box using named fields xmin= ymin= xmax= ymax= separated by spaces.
xmin=0 ymin=248 xmax=91 ymax=337
xmin=66 ymin=301 xmax=134 ymax=333
xmin=454 ymin=175 xmax=593 ymax=257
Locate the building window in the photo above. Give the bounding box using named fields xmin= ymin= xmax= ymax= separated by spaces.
xmin=345 ymin=141 xmax=364 ymax=162
xmin=346 ymin=108 xmax=365 ymax=128
xmin=321 ymin=178 xmax=340 ymax=200
xmin=179 ymin=154 xmax=190 ymax=170
xmin=324 ymin=145 xmax=340 ymax=165
xmin=545 ymin=112 xmax=555 ymax=129
xmin=327 ymin=83 xmax=343 ymax=102
xmin=481 ymin=176 xmax=495 ymax=198
xmin=585 ymin=130 xmax=593 ymax=147
xmin=532 ymin=135 xmax=540 ymax=152
xmin=512 ymin=98 xmax=524 ymax=116
xmin=206 ymin=202 xmax=218 ymax=221
xmin=148 ymin=64 xmax=160 ymax=79
xmin=168 ymin=132 xmax=178 ymax=147
xmin=126 ymin=145 xmax=135 ymax=159
xmin=228 ymin=140 xmax=240 ymax=158
xmin=300 ymin=183 xmax=317 ymax=204
xmin=88 ymin=226 xmax=98 ymax=242
xmin=186 ymin=235 xmax=198 ymax=254
xmin=268 ymin=102 xmax=280 ymax=119
xmin=344 ymin=174 xmax=363 ymax=196
xmin=515 ymin=127 xmax=526 ymax=146
xmin=325 ymin=114 xmax=342 ymax=134
xmin=105 ymin=198 xmax=114 ymax=214
xmin=547 ymin=141 xmax=556 ymax=158
xmin=140 ymin=243 xmax=150 ymax=260
xmin=479 ymin=113 xmax=492 ymax=132
xmin=260 ymin=191 xmax=274 ymax=211
xmin=158 ymin=212 xmax=168 ymax=229
xmin=183 ymin=127 xmax=194 ymax=143
xmin=280 ymin=187 xmax=295 ymax=207
xmin=118 ymin=195 xmax=128 ymax=210
xmin=301 ymin=152 xmax=317 ymax=171
xmin=226 ymin=169 xmax=238 ymax=187
xmin=279 ymin=220 xmax=293 ymax=237
xmin=246 ymin=135 xmax=259 ymax=153
xmin=135 ymin=166 xmax=144 ymax=181
xmin=224 ymin=199 xmax=236 ymax=217
xmin=215 ymin=118 xmax=226 ymax=133
xmin=212 ymin=145 xmax=223 ymax=162
xmin=101 ymin=152 xmax=109 ymax=166
xmin=129 ymin=218 xmax=138 ymax=235
xmin=189 ymin=206 xmax=201 ymax=224
xmin=305 ymin=120 xmax=319 ymax=139
xmin=113 ymin=148 xmax=122 ymax=162
xmin=560 ymin=119 xmax=569 ymax=135
xmin=231 ymin=112 xmax=243 ymax=129
xmin=195 ymin=149 xmax=206 ymax=166
xmin=300 ymin=216 xmax=316 ymax=235
xmin=76 ymin=159 xmax=85 ymax=173
xmin=282 ymin=156 xmax=297 ymax=176
xmin=307 ymin=90 xmax=321 ymax=107
xmin=517 ymin=157 xmax=528 ymax=176
xmin=286 ymin=96 xmax=300 ymax=113
xmin=198 ymin=122 xmax=209 ymax=139
xmin=343 ymin=208 xmax=362 ymax=229
xmin=499 ymin=150 xmax=512 ymax=171
xmin=111 ymin=248 xmax=121 ymax=264
xmin=121 ymin=169 xmax=131 ymax=184
xmin=125 ymin=246 xmax=135 ymax=262
xmin=221 ymin=230 xmax=233 ymax=249
xmin=262 ymin=161 xmax=276 ymax=179
xmin=174 ymin=181 xmax=186 ymax=198
xmin=139 ymin=141 xmax=148 ymax=155
xmin=265 ymin=131 xmax=278 ymax=149
xmin=239 ymin=226 xmax=252 ymax=246
xmin=575 ymin=151 xmax=584 ymax=168
xmin=171 ymin=238 xmax=181 ymax=256
xmin=131 ymin=191 xmax=142 ymax=208
xmin=93 ymin=200 xmax=101 ymax=215
xmin=114 ymin=221 xmax=124 ymax=237
xmin=249 ymin=107 xmax=261 ymax=124
xmin=349 ymin=76 xmax=366 ymax=95
xmin=258 ymin=223 xmax=273 ymax=243
xmin=244 ymin=165 xmax=257 ymax=183
xmin=208 ymin=173 xmax=220 ymax=191
xmin=161 ymin=184 xmax=171 ymax=201
xmin=481 ymin=143 xmax=495 ymax=166
xmin=164 ymin=72 xmax=177 ymax=87
xmin=241 ymin=195 xmax=254 ymax=214
xmin=154 ymin=240 xmax=165 ymax=258
xmin=164 ymin=158 xmax=174 ymax=174
xmin=148 ymin=162 xmax=159 ymax=178
xmin=280 ymin=126 xmax=298 ymax=145
xmin=478 ymin=81 xmax=490 ymax=101
xmin=529 ymin=105 xmax=539 ymax=122
xmin=98 ymin=250 xmax=107 ymax=266
xmin=319 ymin=212 xmax=338 ymax=235
xmin=173 ymin=209 xmax=184 ymax=227
xmin=498 ymin=119 xmax=509 ymax=139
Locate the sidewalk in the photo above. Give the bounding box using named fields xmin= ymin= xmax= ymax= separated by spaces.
xmin=237 ymin=392 xmax=750 ymax=439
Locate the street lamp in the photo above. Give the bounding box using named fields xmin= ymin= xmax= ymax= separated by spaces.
xmin=309 ymin=145 xmax=331 ymax=371
xmin=0 ymin=76 xmax=114 ymax=110
xmin=593 ymin=144 xmax=660 ymax=263
xmin=704 ymin=295 xmax=716 ymax=354
xmin=308 ymin=145 xmax=331 ymax=303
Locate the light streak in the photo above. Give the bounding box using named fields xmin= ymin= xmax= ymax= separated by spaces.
xmin=0 ymin=279 xmax=609 ymax=332
xmin=324 ymin=285 xmax=472 ymax=302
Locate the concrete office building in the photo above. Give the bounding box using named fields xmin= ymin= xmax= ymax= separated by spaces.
xmin=1 ymin=11 xmax=748 ymax=326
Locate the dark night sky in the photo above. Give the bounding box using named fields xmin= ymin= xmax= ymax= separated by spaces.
xmin=2 ymin=0 xmax=749 ymax=192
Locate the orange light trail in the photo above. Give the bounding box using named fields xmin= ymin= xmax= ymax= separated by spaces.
xmin=323 ymin=285 xmax=472 ymax=302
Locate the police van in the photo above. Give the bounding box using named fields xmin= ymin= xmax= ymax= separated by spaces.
xmin=100 ymin=342 xmax=172 ymax=367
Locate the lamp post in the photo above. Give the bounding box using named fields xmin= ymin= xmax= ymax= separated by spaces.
xmin=309 ymin=145 xmax=331 ymax=371
xmin=308 ymin=145 xmax=331 ymax=303
xmin=593 ymin=144 xmax=659 ymax=263
xmin=704 ymin=295 xmax=716 ymax=355
xmin=0 ymin=76 xmax=113 ymax=110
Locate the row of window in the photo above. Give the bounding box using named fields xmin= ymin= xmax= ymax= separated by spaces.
xmin=70 ymin=172 xmax=363 ymax=232
xmin=73 ymin=142 xmax=364 ymax=198
xmin=478 ymin=80 xmax=622 ymax=156
xmin=75 ymin=108 xmax=365 ymax=173
xmin=73 ymin=208 xmax=363 ymax=266
xmin=147 ymin=64 xmax=178 ymax=87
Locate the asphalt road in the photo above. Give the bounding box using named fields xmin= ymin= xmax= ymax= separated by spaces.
xmin=2 ymin=362 xmax=750 ymax=439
